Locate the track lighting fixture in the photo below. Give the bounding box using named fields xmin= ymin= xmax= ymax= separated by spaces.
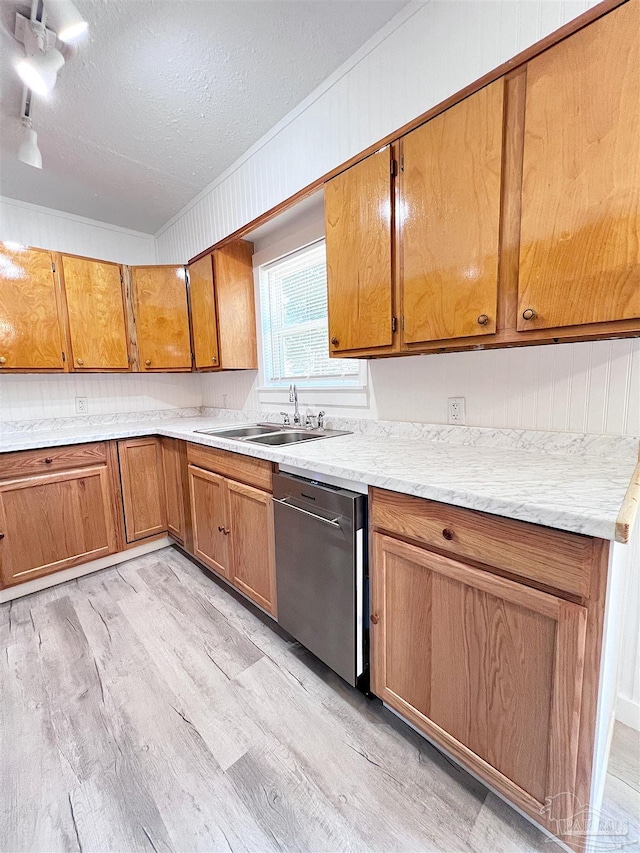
xmin=44 ymin=0 xmax=88 ymax=43
xmin=18 ymin=119 xmax=43 ymax=169
xmin=14 ymin=14 xmax=64 ymax=96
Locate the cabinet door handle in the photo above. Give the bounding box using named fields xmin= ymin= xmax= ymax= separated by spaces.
xmin=522 ymin=308 xmax=536 ymax=321
xmin=0 ymin=356 xmax=6 ymax=365
xmin=76 ymin=358 xmax=84 ymax=365
xmin=442 ymin=528 xmax=454 ymax=541
xmin=211 ymin=356 xmax=218 ymax=363
xmin=370 ymin=613 xmax=379 ymax=625
xmin=477 ymin=314 xmax=489 ymax=326
xmin=0 ymin=533 xmax=5 ymax=540
xmin=145 ymin=359 xmax=152 ymax=366
xmin=331 ymin=337 xmax=339 ymax=347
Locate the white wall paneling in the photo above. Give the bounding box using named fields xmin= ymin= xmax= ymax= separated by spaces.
xmin=0 ymin=373 xmax=202 ymax=423
xmin=0 ymin=196 xmax=156 ymax=265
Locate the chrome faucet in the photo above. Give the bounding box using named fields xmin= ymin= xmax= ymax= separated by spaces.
xmin=289 ymin=383 xmax=301 ymax=426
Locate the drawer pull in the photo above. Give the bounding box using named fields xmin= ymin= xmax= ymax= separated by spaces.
xmin=442 ymin=528 xmax=455 ymax=541
xmin=370 ymin=613 xmax=379 ymax=625
xmin=44 ymin=457 xmax=53 ymax=464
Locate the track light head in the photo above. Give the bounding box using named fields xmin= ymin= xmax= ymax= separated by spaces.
xmin=18 ymin=119 xmax=43 ymax=169
xmin=44 ymin=0 xmax=88 ymax=43
xmin=15 ymin=45 xmax=65 ymax=97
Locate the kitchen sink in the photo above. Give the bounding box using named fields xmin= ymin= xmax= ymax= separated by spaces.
xmin=193 ymin=422 xmax=351 ymax=445
xmin=194 ymin=424 xmax=282 ymax=438
xmin=246 ymin=431 xmax=321 ymax=445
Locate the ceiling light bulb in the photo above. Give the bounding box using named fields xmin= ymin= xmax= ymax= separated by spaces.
xmin=18 ymin=123 xmax=42 ymax=169
xmin=44 ymin=0 xmax=88 ymax=43
xmin=15 ymin=47 xmax=64 ymax=96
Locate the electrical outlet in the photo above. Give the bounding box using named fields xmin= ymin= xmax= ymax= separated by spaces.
xmin=75 ymin=397 xmax=88 ymax=414
xmin=448 ymin=397 xmax=466 ymax=425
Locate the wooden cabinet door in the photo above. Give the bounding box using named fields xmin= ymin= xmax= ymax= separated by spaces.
xmin=371 ymin=533 xmax=587 ymax=825
xmin=61 ymin=255 xmax=129 ymax=370
xmin=131 ymin=265 xmax=192 ymax=370
xmin=188 ymin=464 xmax=230 ymax=578
xmin=160 ymin=437 xmax=186 ymax=544
xmin=401 ymin=80 xmax=504 ymax=344
xmin=0 ymin=245 xmax=66 ymax=370
xmin=325 ymin=147 xmax=394 ymax=354
xmin=518 ymin=0 xmax=640 ymax=331
xmin=0 ymin=466 xmax=117 ymax=587
xmin=188 ymin=254 xmax=220 ymax=370
xmin=226 ymin=479 xmax=276 ymax=616
xmin=212 ymin=241 xmax=257 ymax=370
xmin=118 ymin=438 xmax=166 ymax=543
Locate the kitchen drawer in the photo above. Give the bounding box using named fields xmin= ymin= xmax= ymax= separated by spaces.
xmin=370 ymin=488 xmax=594 ymax=597
xmin=187 ymin=442 xmax=273 ymax=492
xmin=0 ymin=442 xmax=109 ymax=481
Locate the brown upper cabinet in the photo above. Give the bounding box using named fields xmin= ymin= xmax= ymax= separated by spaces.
xmin=60 ymin=255 xmax=130 ymax=371
xmin=187 ymin=240 xmax=257 ymax=371
xmin=0 ymin=245 xmax=67 ymax=371
xmin=400 ymin=80 xmax=504 ymax=344
xmin=131 ymin=265 xmax=192 ymax=371
xmin=324 ymin=0 xmax=639 ymax=359
xmin=325 ymin=147 xmax=394 ymax=355
xmin=517 ymin=0 xmax=640 ymax=332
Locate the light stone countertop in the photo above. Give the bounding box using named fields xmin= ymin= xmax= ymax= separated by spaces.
xmin=1 ymin=412 xmax=638 ymax=543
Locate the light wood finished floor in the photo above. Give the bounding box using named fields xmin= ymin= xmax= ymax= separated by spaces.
xmin=1 ymin=546 xmax=638 ymax=853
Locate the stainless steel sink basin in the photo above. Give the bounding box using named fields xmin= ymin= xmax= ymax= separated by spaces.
xmin=194 ymin=424 xmax=282 ymax=438
xmin=246 ymin=431 xmax=320 ymax=445
xmin=193 ymin=422 xmax=350 ymax=445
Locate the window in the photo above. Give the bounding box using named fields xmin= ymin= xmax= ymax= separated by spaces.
xmin=259 ymin=240 xmax=363 ymax=388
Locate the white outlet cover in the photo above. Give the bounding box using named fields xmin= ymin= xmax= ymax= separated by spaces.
xmin=447 ymin=397 xmax=466 ymax=425
xmin=75 ymin=397 xmax=88 ymax=414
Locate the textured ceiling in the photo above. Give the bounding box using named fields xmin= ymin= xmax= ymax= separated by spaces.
xmin=0 ymin=0 xmax=406 ymax=233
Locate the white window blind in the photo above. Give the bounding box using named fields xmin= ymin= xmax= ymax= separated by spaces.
xmin=259 ymin=240 xmax=361 ymax=387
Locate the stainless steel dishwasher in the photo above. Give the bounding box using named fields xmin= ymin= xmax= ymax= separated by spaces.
xmin=273 ymin=471 xmax=368 ymax=689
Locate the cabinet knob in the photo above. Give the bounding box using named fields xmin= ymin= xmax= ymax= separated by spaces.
xmin=76 ymin=358 xmax=84 ymax=365
xmin=331 ymin=337 xmax=339 ymax=347
xmin=145 ymin=359 xmax=151 ymax=366
xmin=442 ymin=528 xmax=454 ymax=541
xmin=211 ymin=356 xmax=217 ymax=363
xmin=44 ymin=457 xmax=53 ymax=464
xmin=370 ymin=613 xmax=379 ymax=625
xmin=0 ymin=533 xmax=5 ymax=540
xmin=0 ymin=356 xmax=6 ymax=365
xmin=477 ymin=314 xmax=489 ymax=326
xmin=522 ymin=308 xmax=536 ymax=321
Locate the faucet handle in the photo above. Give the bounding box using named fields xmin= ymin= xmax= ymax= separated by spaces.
xmin=317 ymin=411 xmax=325 ymax=430
xmin=280 ymin=411 xmax=290 ymax=426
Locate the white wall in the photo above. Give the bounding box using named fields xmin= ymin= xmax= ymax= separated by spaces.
xmin=0 ymin=196 xmax=202 ymax=423
xmin=0 ymin=195 xmax=156 ymax=265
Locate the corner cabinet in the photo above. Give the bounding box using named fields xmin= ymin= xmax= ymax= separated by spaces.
xmin=131 ymin=265 xmax=192 ymax=371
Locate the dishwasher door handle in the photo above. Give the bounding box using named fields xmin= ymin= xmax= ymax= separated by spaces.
xmin=274 ymin=497 xmax=341 ymax=527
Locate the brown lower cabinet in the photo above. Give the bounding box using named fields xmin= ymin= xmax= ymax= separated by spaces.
xmin=118 ymin=437 xmax=167 ymax=543
xmin=160 ymin=436 xmax=189 ymax=546
xmin=0 ymin=457 xmax=119 ymax=587
xmin=370 ymin=487 xmax=608 ymax=849
xmin=187 ymin=448 xmax=277 ymax=616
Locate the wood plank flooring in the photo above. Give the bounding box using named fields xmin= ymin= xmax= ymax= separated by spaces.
xmin=1 ymin=546 xmax=637 ymax=852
